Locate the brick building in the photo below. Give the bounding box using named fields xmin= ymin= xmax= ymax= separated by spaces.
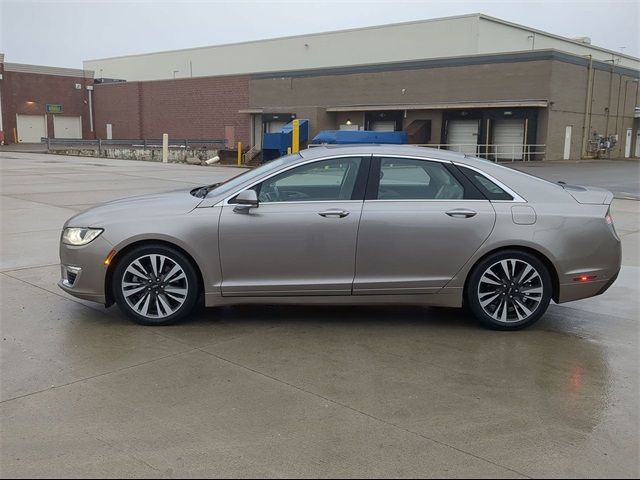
xmin=2 ymin=14 xmax=639 ymax=159
xmin=0 ymin=54 xmax=94 ymax=143
xmin=92 ymin=75 xmax=250 ymax=145
xmin=82 ymin=13 xmax=640 ymax=160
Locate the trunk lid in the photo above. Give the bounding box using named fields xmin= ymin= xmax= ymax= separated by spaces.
xmin=560 ymin=183 xmax=614 ymax=205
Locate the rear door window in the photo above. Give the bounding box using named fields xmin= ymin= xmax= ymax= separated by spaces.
xmin=377 ymin=157 xmax=465 ymax=200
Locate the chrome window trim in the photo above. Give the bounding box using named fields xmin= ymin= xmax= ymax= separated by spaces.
xmin=217 ymin=154 xmax=370 ymax=207
xmin=451 ymin=162 xmax=527 ymax=203
xmin=364 ymin=199 xmax=489 ymax=203
xmin=214 ymin=152 xmax=526 ymax=206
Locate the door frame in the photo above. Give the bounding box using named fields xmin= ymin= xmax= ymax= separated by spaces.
xmin=217 ymin=155 xmax=373 ymax=296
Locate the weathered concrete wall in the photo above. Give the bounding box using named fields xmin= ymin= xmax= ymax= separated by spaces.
xmin=50 ymin=146 xmax=219 ymax=164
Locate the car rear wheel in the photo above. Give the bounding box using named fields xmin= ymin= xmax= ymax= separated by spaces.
xmin=112 ymin=245 xmax=199 ymax=326
xmin=466 ymin=250 xmax=552 ymax=330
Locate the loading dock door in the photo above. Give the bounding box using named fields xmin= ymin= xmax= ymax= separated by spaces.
xmin=493 ymin=119 xmax=525 ymax=160
xmin=447 ymin=120 xmax=479 ymax=155
xmin=53 ymin=115 xmax=82 ymax=139
xmin=16 ymin=114 xmax=46 ymax=143
xmin=370 ymin=121 xmax=396 ymax=132
xmin=265 ymin=121 xmax=286 ymax=133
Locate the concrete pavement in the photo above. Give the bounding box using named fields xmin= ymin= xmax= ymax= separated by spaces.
xmin=509 ymin=159 xmax=640 ymax=200
xmin=1 ymin=152 xmax=638 ymax=478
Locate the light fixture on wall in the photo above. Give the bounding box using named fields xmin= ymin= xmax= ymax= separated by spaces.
xmin=346 ymin=119 xmax=352 ymax=125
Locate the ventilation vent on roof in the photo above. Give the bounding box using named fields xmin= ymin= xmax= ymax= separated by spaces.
xmin=571 ymin=36 xmax=592 ymax=44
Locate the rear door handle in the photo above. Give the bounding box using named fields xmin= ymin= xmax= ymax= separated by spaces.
xmin=446 ymin=208 xmax=477 ymax=218
xmin=318 ymin=209 xmax=350 ymax=218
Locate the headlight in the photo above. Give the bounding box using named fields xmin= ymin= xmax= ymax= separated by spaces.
xmin=62 ymin=227 xmax=104 ymax=246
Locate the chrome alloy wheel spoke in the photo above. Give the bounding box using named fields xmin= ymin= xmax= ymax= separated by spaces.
xmin=122 ymin=254 xmax=189 ymax=319
xmin=477 ymin=259 xmax=543 ymax=323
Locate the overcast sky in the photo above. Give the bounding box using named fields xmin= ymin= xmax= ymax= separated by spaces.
xmin=1 ymin=0 xmax=638 ymax=68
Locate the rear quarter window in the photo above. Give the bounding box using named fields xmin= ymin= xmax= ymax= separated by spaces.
xmin=456 ymin=166 xmax=514 ymax=201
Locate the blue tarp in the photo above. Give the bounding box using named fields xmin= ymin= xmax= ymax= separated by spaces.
xmin=311 ymin=130 xmax=407 ymax=145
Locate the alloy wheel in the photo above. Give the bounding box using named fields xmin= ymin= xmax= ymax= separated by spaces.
xmin=121 ymin=254 xmax=189 ymax=319
xmin=477 ymin=258 xmax=543 ymax=323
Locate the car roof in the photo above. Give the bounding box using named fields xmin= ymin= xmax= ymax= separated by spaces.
xmin=300 ymin=144 xmax=470 ymax=163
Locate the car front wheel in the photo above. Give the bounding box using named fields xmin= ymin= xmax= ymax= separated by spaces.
xmin=466 ymin=250 xmax=552 ymax=330
xmin=112 ymin=245 xmax=199 ymax=326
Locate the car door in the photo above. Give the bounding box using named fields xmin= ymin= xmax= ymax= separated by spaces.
xmin=218 ymin=155 xmax=369 ymax=296
xmin=353 ymin=156 xmax=495 ymax=295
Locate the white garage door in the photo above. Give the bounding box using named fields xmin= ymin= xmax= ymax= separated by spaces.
xmin=16 ymin=114 xmax=46 ymax=143
xmin=447 ymin=120 xmax=479 ymax=155
xmin=53 ymin=115 xmax=82 ymax=139
xmin=265 ymin=121 xmax=286 ymax=133
xmin=370 ymin=121 xmax=396 ymax=132
xmin=493 ymin=119 xmax=525 ymax=160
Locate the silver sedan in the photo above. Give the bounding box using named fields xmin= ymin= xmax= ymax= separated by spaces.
xmin=58 ymin=145 xmax=621 ymax=330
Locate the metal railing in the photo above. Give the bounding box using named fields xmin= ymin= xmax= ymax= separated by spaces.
xmin=41 ymin=138 xmax=227 ymax=149
xmin=416 ymin=144 xmax=546 ymax=162
xmin=308 ymin=143 xmax=546 ymax=162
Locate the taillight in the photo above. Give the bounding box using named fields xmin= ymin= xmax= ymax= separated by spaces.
xmin=605 ymin=207 xmax=619 ymax=240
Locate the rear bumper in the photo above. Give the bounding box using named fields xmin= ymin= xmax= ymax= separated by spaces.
xmin=557 ymin=273 xmax=618 ymax=303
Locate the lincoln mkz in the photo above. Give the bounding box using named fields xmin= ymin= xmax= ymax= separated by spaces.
xmin=59 ymin=146 xmax=620 ymax=330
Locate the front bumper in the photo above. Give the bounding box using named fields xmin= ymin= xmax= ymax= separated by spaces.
xmin=58 ymin=235 xmax=114 ymax=305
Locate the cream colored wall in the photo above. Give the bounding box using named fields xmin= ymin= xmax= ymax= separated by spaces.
xmin=84 ymin=16 xmax=479 ymax=81
xmin=477 ymin=18 xmax=640 ymax=69
xmin=85 ymin=14 xmax=639 ymax=82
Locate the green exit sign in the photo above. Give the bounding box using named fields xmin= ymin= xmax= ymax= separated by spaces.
xmin=46 ymin=104 xmax=63 ymax=113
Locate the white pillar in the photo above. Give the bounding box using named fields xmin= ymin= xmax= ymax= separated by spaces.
xmin=563 ymin=126 xmax=572 ymax=160
xmin=162 ymin=133 xmax=169 ymax=163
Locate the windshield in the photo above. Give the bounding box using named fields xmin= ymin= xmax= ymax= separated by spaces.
xmin=207 ymin=153 xmax=301 ymax=198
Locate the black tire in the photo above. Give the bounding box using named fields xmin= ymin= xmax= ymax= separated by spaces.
xmin=465 ymin=250 xmax=552 ymax=331
xmin=112 ymin=244 xmax=199 ymax=326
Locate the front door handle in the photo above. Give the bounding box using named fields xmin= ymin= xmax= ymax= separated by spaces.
xmin=318 ymin=209 xmax=350 ymax=218
xmin=446 ymin=208 xmax=477 ymax=218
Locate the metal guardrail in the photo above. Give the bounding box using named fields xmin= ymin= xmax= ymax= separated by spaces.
xmin=308 ymin=143 xmax=546 ymax=162
xmin=420 ymin=144 xmax=546 ymax=162
xmin=41 ymin=138 xmax=227 ymax=149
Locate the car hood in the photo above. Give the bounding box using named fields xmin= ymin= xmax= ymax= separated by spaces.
xmin=64 ymin=188 xmax=203 ymax=228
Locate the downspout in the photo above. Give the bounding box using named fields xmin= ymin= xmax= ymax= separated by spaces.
xmin=581 ymin=55 xmax=594 ymax=158
xmin=0 ymin=80 xmax=4 ymax=145
xmin=87 ymin=86 xmax=94 ymax=138
xmin=604 ymin=55 xmax=614 ymax=136
xmin=614 ymin=71 xmax=623 ymax=137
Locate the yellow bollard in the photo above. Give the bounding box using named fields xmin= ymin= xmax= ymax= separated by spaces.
xmin=13 ymin=127 xmax=17 ymax=143
xmin=287 ymin=147 xmax=291 ymax=155
xmin=292 ymin=119 xmax=300 ymax=153
xmin=237 ymin=142 xmax=242 ymax=166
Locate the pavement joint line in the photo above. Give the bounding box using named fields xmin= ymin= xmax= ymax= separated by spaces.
xmin=196 ymin=347 xmax=532 ymax=479
xmin=0 ymin=262 xmax=60 ymax=273
xmin=1 ymin=194 xmax=87 ymax=212
xmin=92 ymin=434 xmax=164 ymax=474
xmin=0 ymin=348 xmax=200 ymax=405
xmin=0 ymin=271 xmax=194 ymax=349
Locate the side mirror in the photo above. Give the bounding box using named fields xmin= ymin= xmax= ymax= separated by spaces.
xmin=233 ymin=189 xmax=258 ymax=213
